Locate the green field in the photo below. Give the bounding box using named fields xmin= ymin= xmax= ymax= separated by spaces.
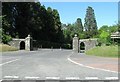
xmin=86 ymin=45 xmax=119 ymax=58
xmin=0 ymin=44 xmax=18 ymax=52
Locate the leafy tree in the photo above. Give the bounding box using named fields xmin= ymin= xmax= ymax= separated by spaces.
xmin=0 ymin=16 xmax=2 ymax=43
xmin=84 ymin=6 xmax=98 ymax=38
xmin=2 ymin=2 xmax=64 ymax=46
xmin=1 ymin=15 xmax=12 ymax=43
xmin=2 ymin=3 xmax=17 ymax=37
xmin=99 ymin=30 xmax=110 ymax=44
xmin=118 ymin=21 xmax=120 ymax=32
xmin=75 ymin=18 xmax=83 ymax=32
xmin=98 ymin=25 xmax=118 ymax=45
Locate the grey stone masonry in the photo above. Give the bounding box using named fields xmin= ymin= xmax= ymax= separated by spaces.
xmin=8 ymin=35 xmax=33 ymax=51
xmin=25 ymin=35 xmax=33 ymax=51
xmin=79 ymin=39 xmax=98 ymax=51
xmin=73 ymin=34 xmax=98 ymax=53
xmin=73 ymin=34 xmax=79 ymax=53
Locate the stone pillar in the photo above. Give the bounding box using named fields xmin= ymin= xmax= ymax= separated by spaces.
xmin=73 ymin=34 xmax=79 ymax=53
xmin=25 ymin=35 xmax=33 ymax=51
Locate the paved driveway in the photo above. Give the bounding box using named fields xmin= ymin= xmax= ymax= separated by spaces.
xmin=69 ymin=53 xmax=118 ymax=72
xmin=0 ymin=49 xmax=119 ymax=81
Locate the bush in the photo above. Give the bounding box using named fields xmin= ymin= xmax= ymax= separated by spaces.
xmin=106 ymin=42 xmax=111 ymax=46
xmin=2 ymin=34 xmax=12 ymax=44
xmin=33 ymin=40 xmax=72 ymax=49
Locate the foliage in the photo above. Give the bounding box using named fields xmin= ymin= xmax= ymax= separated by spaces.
xmin=33 ymin=40 xmax=72 ymax=49
xmin=99 ymin=30 xmax=110 ymax=44
xmin=1 ymin=15 xmax=12 ymax=44
xmin=118 ymin=21 xmax=120 ymax=32
xmin=2 ymin=2 xmax=64 ymax=45
xmin=97 ymin=25 xmax=118 ymax=45
xmin=63 ymin=18 xmax=84 ymax=44
xmin=2 ymin=3 xmax=119 ymax=47
xmin=0 ymin=16 xmax=2 ymax=42
xmin=2 ymin=33 xmax=12 ymax=44
xmin=84 ymin=6 xmax=98 ymax=38
xmin=74 ymin=18 xmax=83 ymax=32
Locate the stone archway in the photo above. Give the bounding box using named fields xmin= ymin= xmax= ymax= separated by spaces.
xmin=20 ymin=41 xmax=25 ymax=50
xmin=8 ymin=35 xmax=33 ymax=51
xmin=73 ymin=34 xmax=98 ymax=53
xmin=80 ymin=42 xmax=85 ymax=53
xmin=80 ymin=42 xmax=85 ymax=50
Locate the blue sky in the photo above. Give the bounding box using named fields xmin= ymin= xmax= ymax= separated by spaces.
xmin=41 ymin=2 xmax=118 ymax=28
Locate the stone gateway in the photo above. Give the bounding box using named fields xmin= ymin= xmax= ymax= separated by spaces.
xmin=8 ymin=35 xmax=33 ymax=51
xmin=73 ymin=34 xmax=98 ymax=53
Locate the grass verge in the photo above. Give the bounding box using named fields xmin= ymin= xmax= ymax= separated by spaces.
xmin=0 ymin=44 xmax=18 ymax=52
xmin=85 ymin=45 xmax=119 ymax=58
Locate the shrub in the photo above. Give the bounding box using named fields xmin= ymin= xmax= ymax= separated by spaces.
xmin=2 ymin=34 xmax=12 ymax=44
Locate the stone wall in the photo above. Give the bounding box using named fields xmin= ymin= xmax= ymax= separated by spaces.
xmin=73 ymin=35 xmax=98 ymax=53
xmin=8 ymin=35 xmax=33 ymax=51
xmin=79 ymin=39 xmax=98 ymax=51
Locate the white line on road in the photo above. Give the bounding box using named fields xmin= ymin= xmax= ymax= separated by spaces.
xmin=46 ymin=77 xmax=60 ymax=80
xmin=4 ymin=76 xmax=19 ymax=79
xmin=67 ymin=55 xmax=118 ymax=73
xmin=0 ymin=59 xmax=19 ymax=66
xmin=85 ymin=77 xmax=98 ymax=80
xmin=65 ymin=77 xmax=80 ymax=80
xmin=25 ymin=76 xmax=40 ymax=79
xmin=105 ymin=77 xmax=118 ymax=80
xmin=2 ymin=57 xmax=17 ymax=60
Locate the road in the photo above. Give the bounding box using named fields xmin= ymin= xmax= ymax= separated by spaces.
xmin=0 ymin=49 xmax=119 ymax=81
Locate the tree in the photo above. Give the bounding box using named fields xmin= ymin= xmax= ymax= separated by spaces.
xmin=84 ymin=6 xmax=98 ymax=38
xmin=75 ymin=18 xmax=83 ymax=32
xmin=1 ymin=15 xmax=12 ymax=43
xmin=98 ymin=30 xmax=110 ymax=45
xmin=2 ymin=3 xmax=17 ymax=38
xmin=97 ymin=25 xmax=118 ymax=45
xmin=52 ymin=9 xmax=64 ymax=43
xmin=2 ymin=2 xmax=65 ymax=45
xmin=0 ymin=16 xmax=2 ymax=42
xmin=118 ymin=21 xmax=120 ymax=32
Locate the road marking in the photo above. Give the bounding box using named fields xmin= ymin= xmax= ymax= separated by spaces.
xmin=46 ymin=77 xmax=60 ymax=80
xmin=67 ymin=54 xmax=118 ymax=73
xmin=0 ymin=59 xmax=19 ymax=66
xmin=85 ymin=77 xmax=98 ymax=80
xmin=2 ymin=57 xmax=15 ymax=60
xmin=65 ymin=77 xmax=79 ymax=80
xmin=25 ymin=76 xmax=40 ymax=79
xmin=4 ymin=76 xmax=19 ymax=79
xmin=105 ymin=77 xmax=118 ymax=80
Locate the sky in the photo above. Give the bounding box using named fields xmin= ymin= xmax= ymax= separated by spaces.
xmin=40 ymin=2 xmax=118 ymax=28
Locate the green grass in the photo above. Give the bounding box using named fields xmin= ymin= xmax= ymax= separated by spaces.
xmin=0 ymin=44 xmax=18 ymax=52
xmin=86 ymin=45 xmax=119 ymax=58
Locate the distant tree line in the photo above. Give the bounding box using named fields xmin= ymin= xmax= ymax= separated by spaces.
xmin=62 ymin=6 xmax=98 ymax=44
xmin=62 ymin=6 xmax=119 ymax=46
xmin=1 ymin=2 xmax=119 ymax=48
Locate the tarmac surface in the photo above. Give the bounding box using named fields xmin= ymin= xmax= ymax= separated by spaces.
xmin=0 ymin=49 xmax=119 ymax=81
